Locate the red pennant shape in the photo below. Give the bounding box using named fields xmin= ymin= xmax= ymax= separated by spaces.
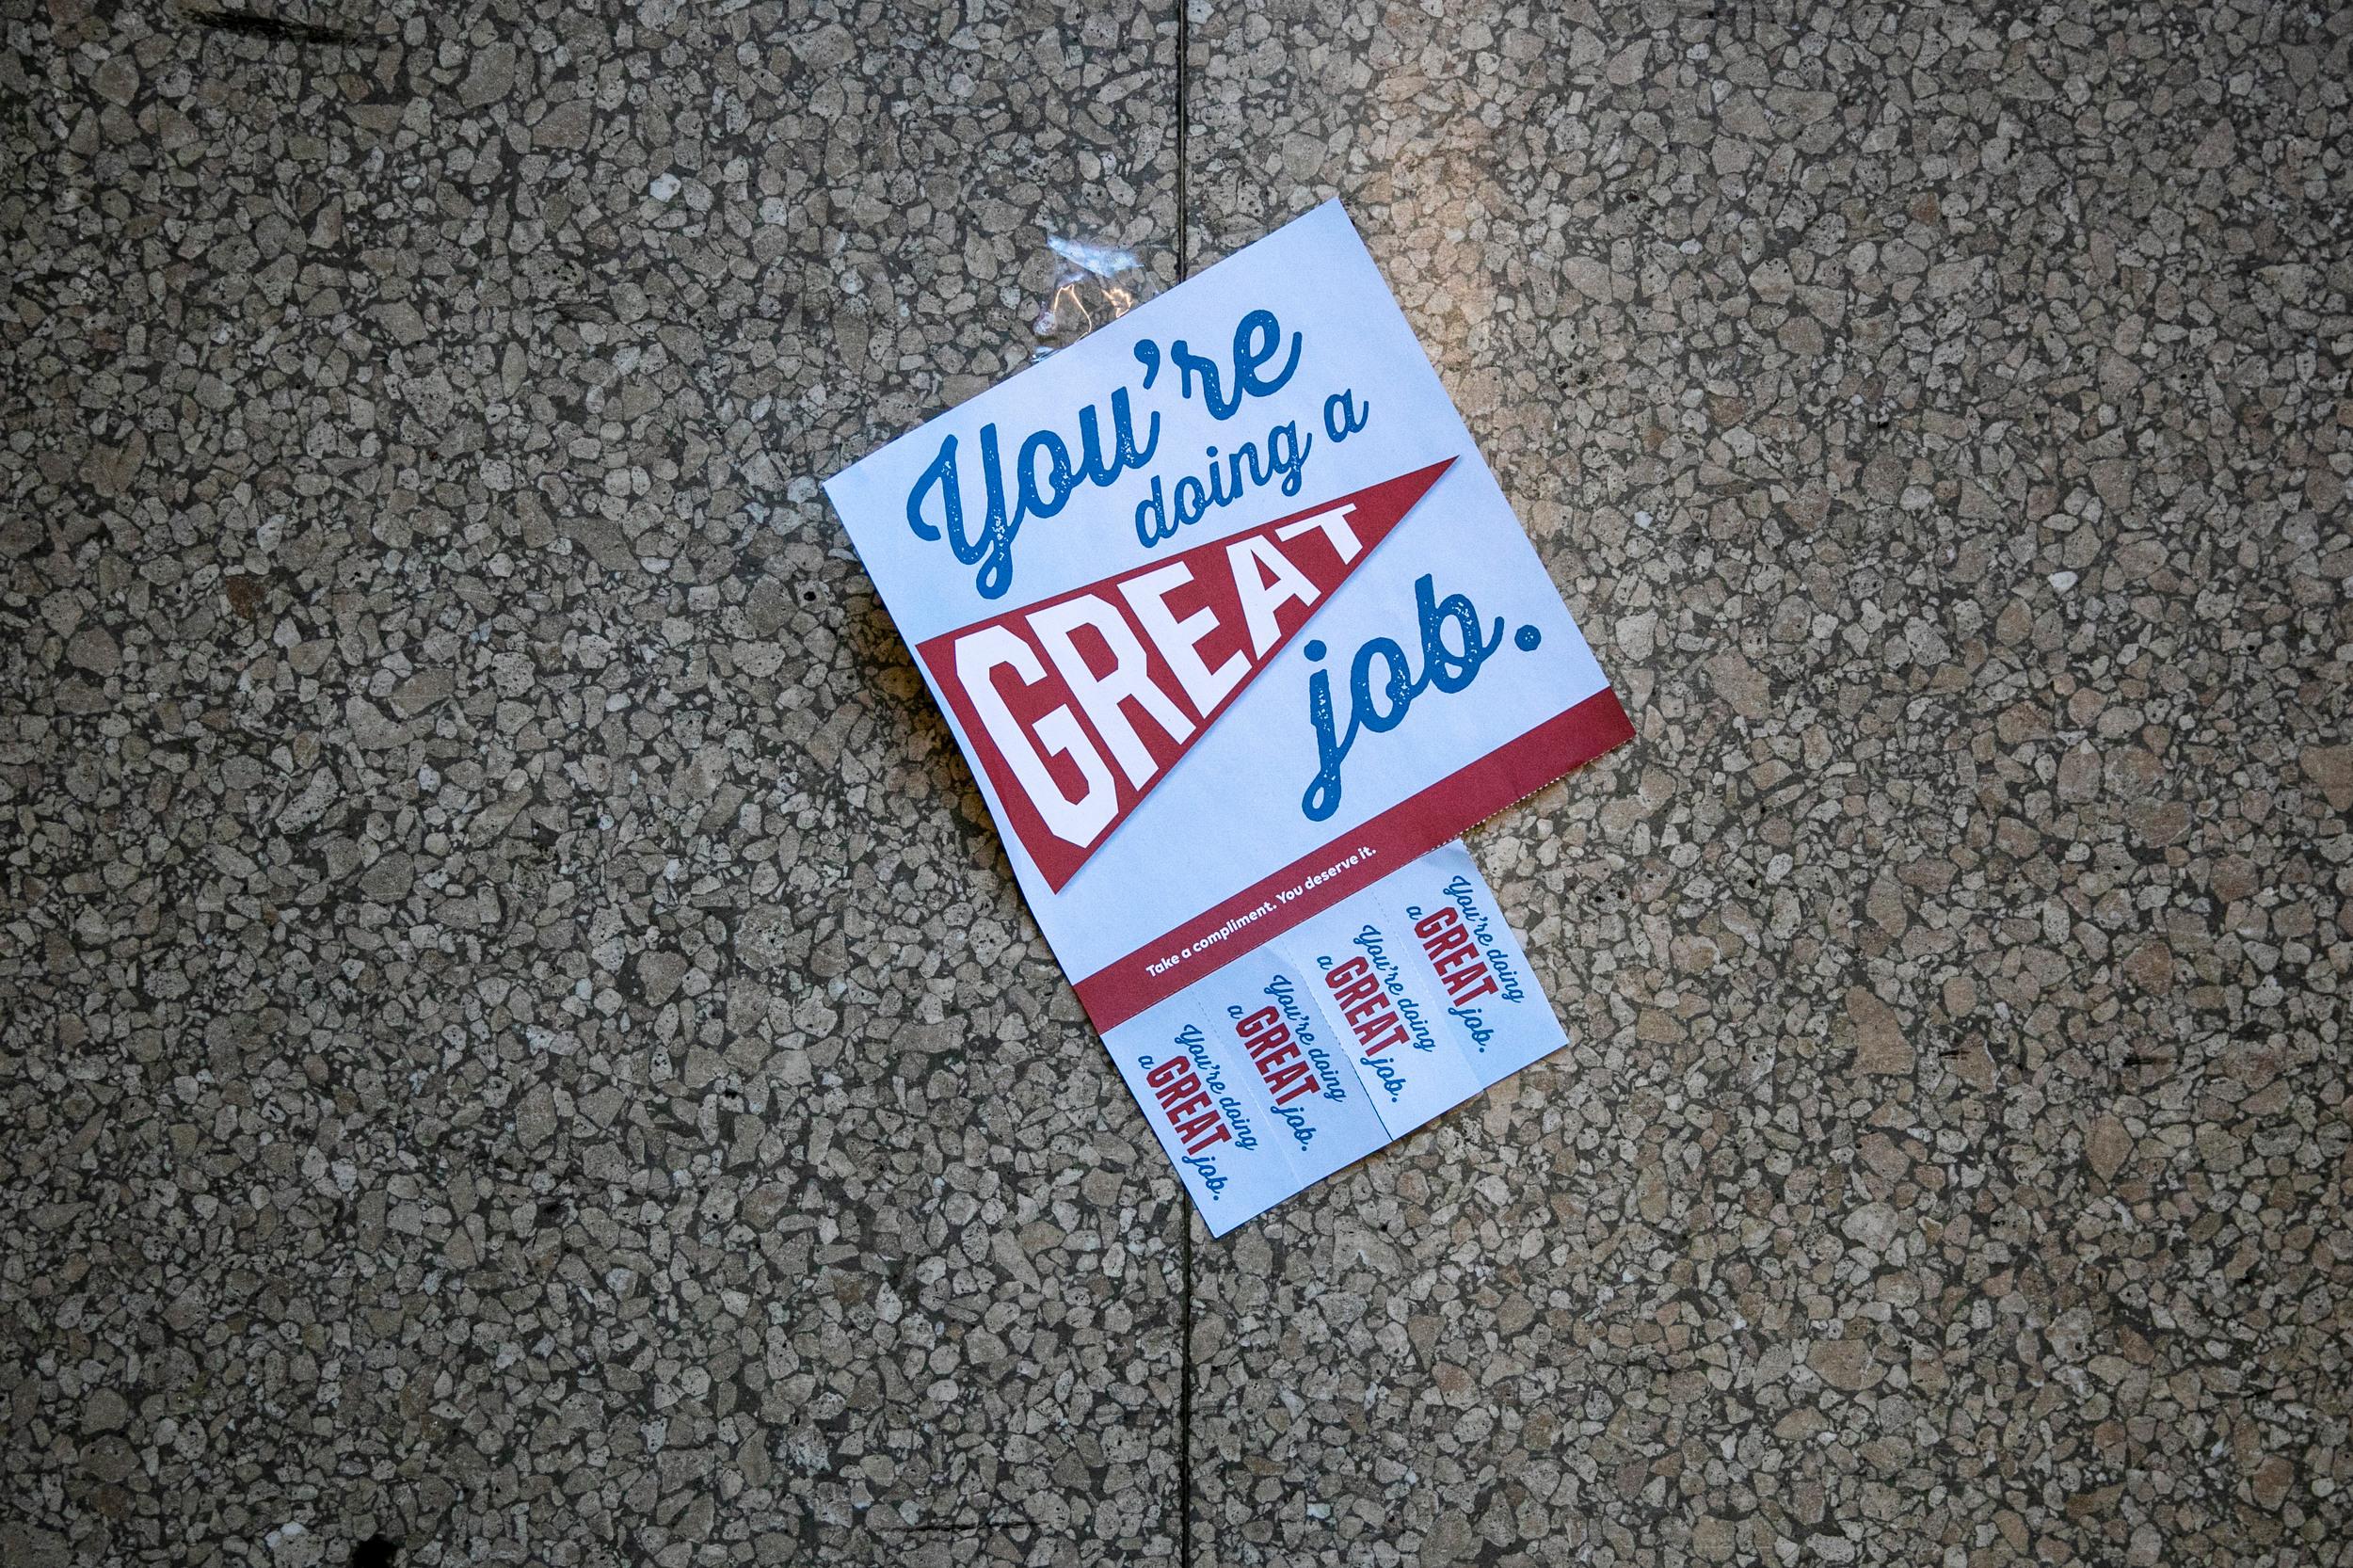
xmin=916 ymin=458 xmax=1454 ymax=891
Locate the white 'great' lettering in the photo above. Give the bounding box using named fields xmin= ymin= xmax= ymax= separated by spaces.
xmin=954 ymin=626 xmax=1118 ymax=847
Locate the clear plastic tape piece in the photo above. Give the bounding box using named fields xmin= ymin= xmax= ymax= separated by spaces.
xmin=1032 ymin=234 xmax=1160 ymax=359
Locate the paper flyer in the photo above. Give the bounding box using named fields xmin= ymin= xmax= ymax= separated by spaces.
xmin=824 ymin=200 xmax=1631 ymax=1229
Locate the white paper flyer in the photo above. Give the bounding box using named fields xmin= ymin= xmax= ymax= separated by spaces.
xmin=824 ymin=201 xmax=1630 ymax=1230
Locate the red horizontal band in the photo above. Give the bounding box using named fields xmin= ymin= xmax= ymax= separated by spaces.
xmin=1071 ymin=686 xmax=1635 ymax=1031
